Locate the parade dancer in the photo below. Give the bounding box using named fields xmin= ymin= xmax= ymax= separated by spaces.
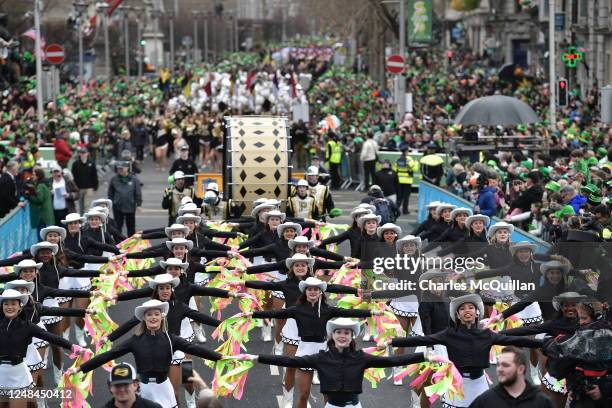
xmin=72 ymin=300 xmax=223 ymax=408
xmin=239 ymin=317 xmax=430 ymax=408
xmin=379 ymin=294 xmax=546 ymax=407
xmin=244 ymin=277 xmax=382 ymax=408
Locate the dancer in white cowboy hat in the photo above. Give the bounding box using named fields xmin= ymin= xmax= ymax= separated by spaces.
xmin=420 ymin=203 xmax=456 ymax=243
xmin=0 ymin=288 xmax=88 ymax=402
xmin=380 ymin=294 xmax=546 ymax=408
xmin=437 ymin=214 xmax=490 ymax=257
xmin=239 ymin=317 xmax=430 ymax=408
xmin=353 ymin=213 xmax=382 ymax=267
xmin=82 ymin=209 xmax=116 ymax=247
xmin=411 ymin=201 xmax=442 ymax=237
xmin=90 ymin=198 xmax=125 ymax=242
xmin=422 ymin=208 xmax=473 ymax=253
xmin=243 ymin=277 xmax=382 ymax=408
xmin=102 ymin=273 xmax=229 ymax=407
xmin=4 ymin=278 xmax=92 ymax=405
xmin=73 ymin=299 xmax=223 ymax=408
xmin=237 ymin=254 xmax=358 ymax=407
xmin=318 ymin=206 xmax=372 ymax=257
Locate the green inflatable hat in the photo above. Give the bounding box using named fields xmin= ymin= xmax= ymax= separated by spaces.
xmin=545 ymin=181 xmax=561 ymax=192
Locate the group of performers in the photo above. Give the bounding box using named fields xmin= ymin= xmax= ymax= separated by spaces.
xmin=0 ymin=178 xmax=610 ymax=408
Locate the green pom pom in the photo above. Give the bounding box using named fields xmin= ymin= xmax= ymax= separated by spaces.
xmin=329 ymin=208 xmax=343 ymax=218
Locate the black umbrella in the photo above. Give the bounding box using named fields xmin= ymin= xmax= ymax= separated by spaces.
xmin=453 ymin=95 xmax=539 ymax=127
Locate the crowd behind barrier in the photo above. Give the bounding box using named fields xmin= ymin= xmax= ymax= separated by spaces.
xmin=418 ymin=181 xmax=552 ymax=253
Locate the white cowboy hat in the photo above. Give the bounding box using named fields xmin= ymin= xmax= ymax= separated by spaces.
xmin=435 ymin=204 xmax=457 ymax=216
xmin=134 ymin=299 xmax=169 ymax=321
xmin=277 ymin=222 xmax=302 ymax=238
xmin=552 ymin=292 xmax=589 ymax=311
xmin=252 ymin=198 xmax=268 ymax=207
xmin=40 ymin=226 xmax=67 ymax=241
xmin=264 ymin=199 xmax=282 ymax=207
xmin=159 ymin=257 xmax=189 ymax=270
xmin=395 ymin=235 xmax=422 ymax=252
xmin=540 ymin=260 xmax=570 ymax=276
xmin=263 ymin=210 xmax=286 ymax=222
xmin=148 ymin=273 xmax=180 ymax=290
xmin=91 ymin=206 xmax=109 ymax=218
xmin=164 ymin=224 xmax=190 ymax=238
xmin=4 ymin=280 xmax=35 ymax=294
xmin=61 ymin=212 xmax=86 ymax=225
xmin=250 ymin=203 xmax=276 ymax=218
xmin=357 ymin=213 xmax=381 ymax=228
xmin=298 ymin=276 xmax=327 ymax=293
xmin=13 ymin=259 xmax=43 ymax=273
xmin=176 ymin=214 xmax=202 ymax=225
xmin=165 ymin=238 xmax=194 ymax=251
xmin=350 ymin=208 xmax=371 ymax=219
xmin=285 ymin=253 xmax=315 ymax=269
xmin=509 ymin=242 xmax=538 ymax=256
xmin=449 ymin=294 xmax=484 ymax=322
xmin=288 ymin=236 xmax=315 ymax=250
xmin=426 ymin=201 xmax=442 ymax=209
xmin=84 ymin=209 xmax=107 ymax=222
xmin=91 ymin=198 xmax=113 ymax=209
xmin=31 ymin=241 xmax=59 ymax=257
xmin=305 ymin=166 xmax=319 ymax=176
xmin=465 ymin=215 xmax=491 ymax=230
xmin=487 ymin=222 xmax=515 ymax=238
xmin=178 ymin=202 xmax=201 ymax=216
xmin=450 ymin=207 xmax=473 ymax=219
xmin=180 ymin=196 xmax=193 ymax=206
xmin=376 ymin=223 xmax=402 ymax=238
xmin=326 ymin=317 xmax=362 ymax=338
xmin=0 ymin=289 xmax=29 ymax=306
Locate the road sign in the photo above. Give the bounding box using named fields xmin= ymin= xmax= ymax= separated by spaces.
xmin=386 ymin=54 xmax=405 ymax=74
xmin=45 ymin=44 xmax=65 ymax=65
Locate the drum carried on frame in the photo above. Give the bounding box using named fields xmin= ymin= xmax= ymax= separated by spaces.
xmin=223 ymin=116 xmax=291 ymax=217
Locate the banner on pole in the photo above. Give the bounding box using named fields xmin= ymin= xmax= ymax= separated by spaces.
xmin=407 ymin=0 xmax=433 ymax=46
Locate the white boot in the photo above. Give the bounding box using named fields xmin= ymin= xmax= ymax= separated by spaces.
xmin=273 ymin=340 xmax=284 ymax=355
xmin=37 ymin=398 xmax=47 ymax=408
xmin=282 ymin=386 xmax=294 ymax=408
xmin=362 ymin=331 xmax=371 ymax=342
xmin=530 ymin=362 xmax=541 ymax=386
xmin=261 ymin=324 xmax=272 ymax=342
xmin=184 ymin=389 xmax=196 ymax=408
xmin=74 ymin=326 xmax=87 ymax=347
xmin=409 ymin=390 xmax=421 ymax=408
xmin=62 ymin=328 xmax=70 ymax=341
xmin=312 ymin=370 xmax=320 ymax=385
xmin=192 ymin=323 xmax=206 ymax=343
xmin=53 ymin=364 xmax=63 ymax=386
xmin=393 ymin=367 xmax=403 ymax=386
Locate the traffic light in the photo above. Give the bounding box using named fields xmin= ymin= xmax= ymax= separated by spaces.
xmin=557 ymin=78 xmax=568 ymax=107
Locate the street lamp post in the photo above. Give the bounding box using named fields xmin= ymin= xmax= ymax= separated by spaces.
xmin=203 ymin=13 xmax=209 ymax=63
xmin=192 ymin=11 xmax=199 ymax=64
xmin=151 ymin=8 xmax=162 ymax=71
xmin=167 ymin=11 xmax=175 ymax=73
xmin=34 ymin=0 xmax=43 ymax=124
xmin=549 ymin=0 xmax=556 ymax=135
xmin=234 ymin=11 xmax=239 ymax=52
xmin=97 ymin=1 xmax=111 ymax=82
xmin=133 ymin=6 xmax=143 ymax=78
xmin=73 ymin=1 xmax=88 ymax=88
xmin=119 ymin=5 xmax=131 ymax=81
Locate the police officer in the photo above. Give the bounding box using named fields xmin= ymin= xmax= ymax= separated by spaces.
xmin=395 ymin=147 xmax=418 ymax=215
xmin=162 ymin=171 xmax=197 ymax=226
xmin=325 ymin=132 xmax=343 ymax=190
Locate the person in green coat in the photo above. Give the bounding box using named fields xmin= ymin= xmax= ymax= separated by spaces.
xmin=27 ymin=167 xmax=54 ymax=231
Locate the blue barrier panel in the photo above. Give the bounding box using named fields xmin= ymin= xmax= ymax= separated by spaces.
xmin=0 ymin=203 xmax=38 ymax=258
xmin=417 ymin=182 xmax=551 ymax=253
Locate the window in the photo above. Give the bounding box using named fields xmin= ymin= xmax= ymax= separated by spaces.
xmin=579 ymin=0 xmax=588 ymax=18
